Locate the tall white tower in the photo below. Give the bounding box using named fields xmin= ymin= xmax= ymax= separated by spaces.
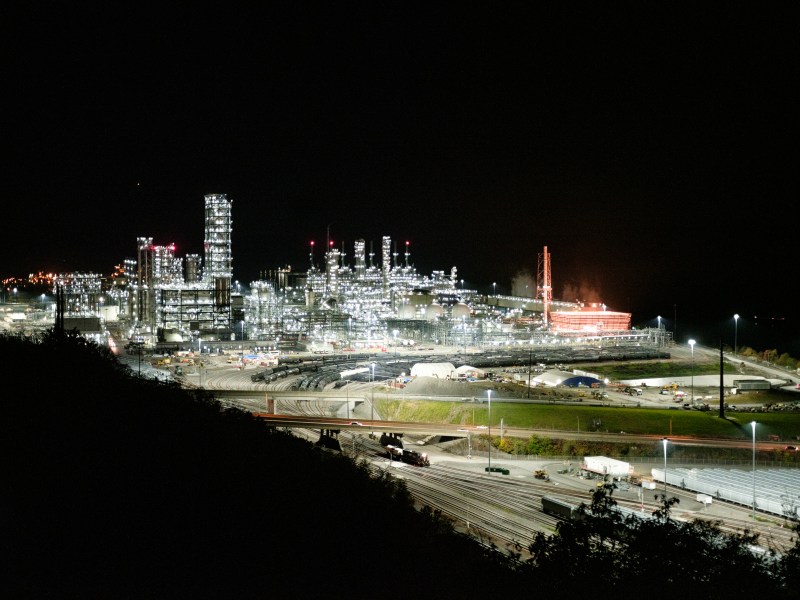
xmin=381 ymin=235 xmax=392 ymax=300
xmin=203 ymin=193 xmax=233 ymax=330
xmin=203 ymin=193 xmax=233 ymax=280
xmin=354 ymin=239 xmax=366 ymax=280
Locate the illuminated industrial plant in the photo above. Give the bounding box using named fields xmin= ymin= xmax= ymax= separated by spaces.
xmin=4 ymin=193 xmax=669 ymax=351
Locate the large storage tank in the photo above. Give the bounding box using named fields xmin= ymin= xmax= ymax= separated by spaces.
xmin=425 ymin=303 xmax=444 ymax=321
xmin=399 ymin=302 xmax=417 ymax=319
xmin=451 ymin=302 xmax=470 ymax=320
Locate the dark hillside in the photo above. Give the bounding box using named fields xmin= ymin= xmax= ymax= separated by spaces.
xmin=4 ymin=331 xmax=798 ymax=600
xmin=1 ymin=332 xmax=519 ymax=598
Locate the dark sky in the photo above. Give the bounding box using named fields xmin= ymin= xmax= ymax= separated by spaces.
xmin=4 ymin=4 xmax=797 ymax=347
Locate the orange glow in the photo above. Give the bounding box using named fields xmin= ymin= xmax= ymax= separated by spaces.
xmin=550 ymin=310 xmax=631 ymax=333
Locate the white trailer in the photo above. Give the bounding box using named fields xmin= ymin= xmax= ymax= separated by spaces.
xmin=581 ymin=456 xmax=633 ymax=479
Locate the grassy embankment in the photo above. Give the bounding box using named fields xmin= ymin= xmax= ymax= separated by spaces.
xmin=376 ymin=359 xmax=800 ymax=461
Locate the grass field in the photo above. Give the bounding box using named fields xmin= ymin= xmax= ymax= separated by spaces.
xmin=375 ymin=353 xmax=800 ymax=460
xmin=379 ymin=397 xmax=800 ymax=442
xmin=378 ymin=397 xmax=800 ymax=462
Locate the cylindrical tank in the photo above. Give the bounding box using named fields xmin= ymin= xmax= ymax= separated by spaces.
xmin=452 ymin=302 xmax=470 ymax=320
xmin=399 ymin=303 xmax=416 ymax=319
xmin=425 ymin=303 xmax=444 ymax=321
xmin=304 ymin=286 xmax=315 ymax=308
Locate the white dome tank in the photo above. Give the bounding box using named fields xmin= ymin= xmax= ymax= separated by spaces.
xmin=399 ymin=303 xmax=417 ymax=319
xmin=451 ymin=302 xmax=470 ymax=320
xmin=425 ymin=303 xmax=444 ymax=321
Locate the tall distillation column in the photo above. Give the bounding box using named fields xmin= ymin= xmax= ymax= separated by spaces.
xmin=203 ymin=193 xmax=233 ymax=331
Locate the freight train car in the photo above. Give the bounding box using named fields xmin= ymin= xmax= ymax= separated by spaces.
xmin=541 ymin=496 xmax=584 ymax=521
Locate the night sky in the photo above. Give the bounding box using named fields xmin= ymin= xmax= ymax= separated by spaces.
xmin=5 ymin=5 xmax=797 ymax=349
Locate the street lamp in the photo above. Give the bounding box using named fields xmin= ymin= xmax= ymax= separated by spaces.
xmin=734 ymin=314 xmax=739 ymax=356
xmin=461 ymin=316 xmax=467 ymax=358
xmin=393 ymin=329 xmax=398 ymax=361
xmin=487 ymin=389 xmax=492 ymax=474
xmin=370 ymin=362 xmax=376 ymax=439
xmin=241 ymin=320 xmax=245 ymax=364
xmin=688 ymin=339 xmax=696 ymax=403
xmin=751 ymin=421 xmax=757 ymax=520
xmin=492 ymin=282 xmax=496 ymax=296
xmin=527 ymin=340 xmax=532 ymax=399
xmin=657 ymin=315 xmax=661 ymax=346
xmin=662 ymin=438 xmax=669 ymax=497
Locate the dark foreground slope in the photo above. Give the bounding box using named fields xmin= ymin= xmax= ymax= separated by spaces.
xmin=3 ymin=331 xmax=799 ymax=600
xmin=1 ymin=332 xmax=519 ymax=599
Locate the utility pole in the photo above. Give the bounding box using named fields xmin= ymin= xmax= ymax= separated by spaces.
xmin=527 ymin=343 xmax=532 ymax=398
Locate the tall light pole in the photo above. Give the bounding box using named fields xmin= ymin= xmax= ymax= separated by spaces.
xmin=734 ymin=314 xmax=739 ymax=356
xmin=657 ymin=315 xmax=662 ymax=347
xmin=393 ymin=329 xmax=398 ymax=361
xmin=462 ymin=316 xmax=467 ymax=358
xmin=688 ymin=339 xmax=696 ymax=403
xmin=527 ymin=340 xmax=532 ymax=399
xmin=370 ymin=362 xmax=376 ymax=439
xmin=241 ymin=320 xmax=245 ymax=365
xmin=492 ymin=282 xmax=496 ymax=297
xmin=487 ymin=390 xmax=492 ymax=474
xmin=662 ymin=438 xmax=669 ymax=497
xmin=751 ymin=421 xmax=757 ymax=520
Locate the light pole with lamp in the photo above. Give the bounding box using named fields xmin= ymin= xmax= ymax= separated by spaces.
xmin=487 ymin=389 xmax=492 ymax=474
xmin=657 ymin=315 xmax=661 ymax=347
xmin=734 ymin=314 xmax=739 ymax=356
xmin=370 ymin=362 xmax=376 ymax=439
xmin=662 ymin=438 xmax=669 ymax=497
xmin=526 ymin=340 xmax=532 ymax=399
xmin=688 ymin=339 xmax=696 ymax=403
xmin=492 ymin=282 xmax=496 ymax=297
xmin=393 ymin=329 xmax=398 ymax=361
xmin=751 ymin=421 xmax=757 ymax=520
xmin=461 ymin=316 xmax=467 ymax=358
xmin=241 ymin=320 xmax=245 ymax=365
